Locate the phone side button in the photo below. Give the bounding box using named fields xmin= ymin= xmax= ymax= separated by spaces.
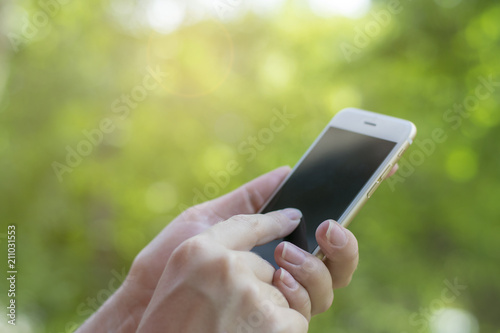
xmin=381 ymin=163 xmax=393 ymax=179
xmin=367 ymin=181 xmax=381 ymax=198
xmin=398 ymin=142 xmax=410 ymax=157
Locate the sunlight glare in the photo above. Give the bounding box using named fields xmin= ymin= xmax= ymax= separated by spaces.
xmin=146 ymin=0 xmax=186 ymax=34
xmin=308 ymin=0 xmax=372 ymax=18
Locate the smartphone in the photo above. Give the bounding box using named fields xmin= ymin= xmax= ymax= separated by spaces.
xmin=252 ymin=108 xmax=417 ymax=265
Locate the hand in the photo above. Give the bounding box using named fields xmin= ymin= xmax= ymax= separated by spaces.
xmin=77 ymin=166 xmax=293 ymax=332
xmin=136 ymin=209 xmax=309 ymax=333
xmin=77 ymin=164 xmax=399 ymax=332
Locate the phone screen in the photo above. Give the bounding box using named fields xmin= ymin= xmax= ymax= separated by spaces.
xmin=253 ymin=126 xmax=396 ymax=264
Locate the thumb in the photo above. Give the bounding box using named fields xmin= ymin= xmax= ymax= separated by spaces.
xmin=202 ymin=209 xmax=302 ymax=251
xmin=193 ymin=166 xmax=291 ymax=224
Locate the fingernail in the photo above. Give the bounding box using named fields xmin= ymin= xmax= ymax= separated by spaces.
xmin=282 ymin=242 xmax=306 ymax=265
xmin=280 ymin=208 xmax=302 ymax=224
xmin=326 ymin=220 xmax=347 ymax=247
xmin=279 ymin=268 xmax=297 ymax=289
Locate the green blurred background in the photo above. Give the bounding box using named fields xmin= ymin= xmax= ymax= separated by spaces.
xmin=1 ymin=0 xmax=499 ymax=332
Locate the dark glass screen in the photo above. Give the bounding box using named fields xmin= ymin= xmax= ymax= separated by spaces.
xmin=253 ymin=126 xmax=396 ymax=264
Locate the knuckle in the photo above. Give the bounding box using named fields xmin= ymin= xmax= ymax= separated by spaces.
xmin=179 ymin=205 xmax=203 ymax=222
xmin=291 ymin=316 xmax=309 ymax=333
xmin=346 ymin=234 xmax=359 ymax=258
xmin=334 ymin=275 xmax=353 ymax=289
xmin=130 ymin=251 xmax=147 ymax=271
xmin=339 ymin=249 xmax=359 ymax=266
xmin=127 ymin=252 xmax=149 ymax=283
xmin=170 ymin=236 xmax=208 ymax=266
xmin=210 ymin=252 xmax=238 ymax=279
xmin=322 ymin=290 xmax=335 ymax=312
xmin=346 ymin=247 xmax=360 ymax=262
xmin=170 ymin=237 xmax=240 ymax=284
xmin=242 ymin=186 xmax=266 ymax=212
xmin=262 ymin=284 xmax=287 ymax=308
xmin=268 ymin=287 xmax=287 ymax=307
xmin=230 ymin=213 xmax=263 ymax=239
xmin=246 ymin=215 xmax=263 ymax=231
xmin=203 ymin=250 xmax=240 ymax=284
xmin=240 ymin=283 xmax=261 ymax=304
xmin=289 ymin=257 xmax=324 ymax=284
xmin=297 ymin=294 xmax=312 ymax=318
xmin=230 ymin=214 xmax=252 ymax=224
xmin=266 ymin=313 xmax=284 ymax=333
xmin=313 ymin=290 xmax=334 ymax=315
xmin=250 ymin=252 xmax=275 ymax=272
xmin=268 ymin=212 xmax=284 ymax=226
xmin=272 ymin=314 xmax=308 ymax=333
xmin=300 ymin=257 xmax=321 ymax=276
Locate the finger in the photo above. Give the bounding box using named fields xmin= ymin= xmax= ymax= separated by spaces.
xmin=272 ymin=268 xmax=312 ymax=321
xmin=274 ymin=242 xmax=334 ymax=315
xmin=236 ymin=293 xmax=307 ymax=333
xmin=201 ymin=209 xmax=302 ymax=251
xmin=269 ymin=308 xmax=309 ymax=333
xmin=385 ymin=163 xmax=399 ymax=179
xmin=258 ymin=281 xmax=290 ymax=309
xmin=183 ymin=166 xmax=291 ymax=226
xmin=316 ymin=220 xmax=359 ymax=289
xmin=238 ymin=251 xmax=276 ymax=284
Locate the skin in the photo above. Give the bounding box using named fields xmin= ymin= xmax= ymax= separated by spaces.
xmin=77 ymin=165 xmax=398 ymax=333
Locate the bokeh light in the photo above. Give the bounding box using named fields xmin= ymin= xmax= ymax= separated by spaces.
xmin=431 ymin=308 xmax=479 ymax=333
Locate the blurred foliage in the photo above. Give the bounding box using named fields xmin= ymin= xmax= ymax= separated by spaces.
xmin=0 ymin=0 xmax=499 ymax=332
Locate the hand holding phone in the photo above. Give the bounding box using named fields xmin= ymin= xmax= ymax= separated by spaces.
xmin=253 ymin=108 xmax=417 ymax=265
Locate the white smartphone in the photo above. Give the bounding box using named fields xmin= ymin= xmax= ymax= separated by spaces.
xmin=253 ymin=108 xmax=417 ymax=264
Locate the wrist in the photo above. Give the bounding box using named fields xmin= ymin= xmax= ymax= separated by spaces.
xmin=76 ymin=282 xmax=151 ymax=333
